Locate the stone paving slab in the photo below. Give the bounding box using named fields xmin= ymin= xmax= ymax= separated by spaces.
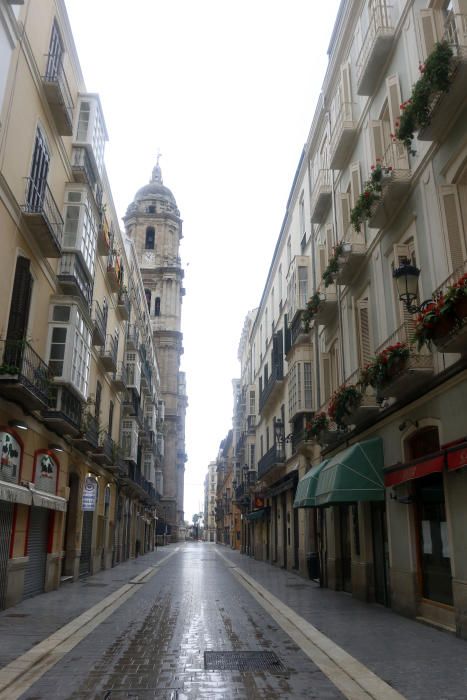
xmin=0 ymin=546 xmax=178 ymax=669
xmin=217 ymin=545 xmax=467 ymax=700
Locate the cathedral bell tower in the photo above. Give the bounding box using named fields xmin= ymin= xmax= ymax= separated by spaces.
xmin=124 ymin=158 xmax=186 ymax=536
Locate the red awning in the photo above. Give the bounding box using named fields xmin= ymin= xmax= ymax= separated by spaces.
xmin=384 ymin=452 xmax=445 ymax=487
xmin=446 ymin=442 xmax=467 ymax=472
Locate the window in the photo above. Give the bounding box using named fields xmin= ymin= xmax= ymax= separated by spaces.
xmin=108 ymin=400 xmax=114 ymax=437
xmin=287 ymin=237 xmax=292 ymax=267
xmin=48 ymin=304 xmax=90 ymax=397
xmin=77 ymin=101 xmax=90 ymax=142
xmin=95 ymin=380 xmax=102 ymax=420
xmin=46 ymin=21 xmax=63 ymax=80
xmin=147 ymin=205 xmax=156 ymax=214
xmin=6 ymin=256 xmax=33 ymax=341
xmin=71 ymin=309 xmax=91 ymax=396
xmin=145 ymin=288 xmax=151 ymax=309
xmin=27 ymin=129 xmax=50 ymax=209
xmin=145 ymin=227 xmax=155 ymax=249
xmin=49 ymin=327 xmax=67 ymax=377
xmin=63 ymin=189 xmax=97 ymax=277
xmin=154 ymin=297 xmax=161 ymax=316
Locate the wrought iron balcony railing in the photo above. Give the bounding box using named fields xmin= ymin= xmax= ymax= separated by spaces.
xmin=0 ymin=339 xmax=51 ymax=409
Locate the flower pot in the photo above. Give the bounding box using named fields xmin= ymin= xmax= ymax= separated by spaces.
xmin=432 ymin=315 xmax=457 ymax=342
xmin=453 ymin=295 xmax=467 ymax=322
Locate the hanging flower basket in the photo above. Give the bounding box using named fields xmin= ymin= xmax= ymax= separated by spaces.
xmin=359 ymin=342 xmax=410 ymax=389
xmin=303 ymin=292 xmax=322 ymax=331
xmin=414 ymin=273 xmax=467 ymax=351
xmin=328 ymin=385 xmax=363 ymax=428
xmin=305 ymin=412 xmax=329 ymax=440
xmin=350 ymin=162 xmax=393 ymax=233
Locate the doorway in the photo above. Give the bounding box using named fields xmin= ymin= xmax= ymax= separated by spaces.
xmin=339 ymin=505 xmax=352 ymax=592
xmin=23 ymin=507 xmax=49 ymax=599
xmin=371 ymin=502 xmax=390 ymax=606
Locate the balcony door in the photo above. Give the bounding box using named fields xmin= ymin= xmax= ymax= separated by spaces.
xmin=27 ymin=129 xmax=50 ymax=210
xmin=6 ymin=257 xmax=33 ymax=342
xmin=46 ymin=21 xmax=64 ymax=80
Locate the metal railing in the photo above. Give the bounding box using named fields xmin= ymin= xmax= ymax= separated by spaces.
xmin=356 ymin=2 xmax=393 ymax=85
xmin=113 ymin=361 xmax=127 ymax=387
xmin=126 ymin=324 xmax=139 ymax=347
xmin=258 ymin=444 xmax=285 ymax=478
xmin=444 ymin=11 xmax=467 ymax=58
xmin=71 ymin=146 xmax=96 ymax=186
xmin=58 ymin=253 xmax=93 ymax=307
xmin=22 ymin=178 xmax=63 ymax=248
xmin=0 ymin=339 xmax=50 ymax=405
xmin=117 ymin=289 xmax=131 ymax=317
xmin=43 ymin=54 xmax=74 ymax=124
xmin=101 ymin=334 xmax=118 ymax=366
xmin=92 ymin=299 xmax=108 ymax=343
xmin=78 ymin=412 xmax=99 ymax=448
xmin=47 ymin=385 xmax=82 ymax=429
xmin=310 ymin=168 xmax=331 ymax=206
xmin=375 ymin=321 xmax=413 ymax=355
xmin=259 ymin=362 xmax=284 ymax=412
xmin=330 ymin=100 xmax=354 ymax=151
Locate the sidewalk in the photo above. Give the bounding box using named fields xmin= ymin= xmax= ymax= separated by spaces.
xmin=217 ymin=545 xmax=467 ymax=700
xmin=0 ymin=545 xmax=179 ymax=671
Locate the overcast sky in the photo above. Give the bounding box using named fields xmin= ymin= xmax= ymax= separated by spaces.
xmin=64 ymin=0 xmax=341 ymax=522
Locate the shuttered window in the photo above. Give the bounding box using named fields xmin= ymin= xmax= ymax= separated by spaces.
xmin=369 ymin=121 xmax=385 ymax=166
xmin=321 ymin=353 xmax=331 ymax=404
xmin=356 ymin=296 xmax=372 ymax=368
xmin=386 ymin=75 xmax=409 ymax=169
xmin=439 ymin=185 xmax=466 ymax=274
xmin=419 ymin=10 xmax=438 ymax=59
xmin=350 ymin=162 xmax=362 ymax=209
xmin=339 ymin=193 xmax=351 ymax=240
xmin=6 ymin=257 xmax=33 ymax=341
xmin=27 ymin=129 xmax=50 ymax=210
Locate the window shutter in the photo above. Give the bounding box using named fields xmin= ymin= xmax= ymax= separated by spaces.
xmin=340 ymin=62 xmax=352 ymax=121
xmin=386 ymin=75 xmax=409 ymax=169
xmin=439 ymin=185 xmax=466 ymax=274
xmin=419 ymin=10 xmax=438 ymax=59
xmin=350 ymin=162 xmax=362 ymax=209
xmin=369 ymin=120 xmax=385 ymax=166
xmin=356 ymin=296 xmax=372 ymax=367
xmin=339 ymin=193 xmax=351 ymax=240
xmin=319 ymin=245 xmax=327 ymax=281
xmin=321 ymin=353 xmax=332 ymax=404
xmin=7 ymin=257 xmax=33 ymax=341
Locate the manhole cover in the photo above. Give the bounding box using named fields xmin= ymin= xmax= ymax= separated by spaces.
xmin=204 ymin=651 xmax=287 ymax=672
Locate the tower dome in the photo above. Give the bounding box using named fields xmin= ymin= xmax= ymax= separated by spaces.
xmin=133 ymin=159 xmax=177 ymax=207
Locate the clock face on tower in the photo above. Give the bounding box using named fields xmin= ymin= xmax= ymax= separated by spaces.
xmin=143 ymin=251 xmax=155 ymax=265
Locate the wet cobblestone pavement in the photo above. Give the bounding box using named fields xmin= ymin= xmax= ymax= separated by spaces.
xmin=0 ymin=543 xmax=466 ymax=699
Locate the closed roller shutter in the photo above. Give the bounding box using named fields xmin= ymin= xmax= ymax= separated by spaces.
xmin=0 ymin=502 xmax=14 ymax=610
xmin=23 ymin=507 xmax=49 ymax=600
xmin=79 ymin=510 xmax=93 ymax=576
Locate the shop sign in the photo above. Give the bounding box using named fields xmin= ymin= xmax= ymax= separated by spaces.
xmin=35 ymin=452 xmax=58 ymax=494
xmin=0 ymin=431 xmax=21 ymax=485
xmin=82 ymin=476 xmax=98 ymax=511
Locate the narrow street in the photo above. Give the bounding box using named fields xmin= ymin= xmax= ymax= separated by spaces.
xmin=0 ymin=543 xmax=465 ymax=700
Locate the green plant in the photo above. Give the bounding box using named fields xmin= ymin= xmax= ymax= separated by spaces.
xmin=328 ymin=385 xmax=362 ymax=427
xmin=395 ymin=41 xmax=454 ymax=154
xmin=303 ymin=292 xmax=322 ymax=331
xmin=360 ymin=342 xmax=410 ymax=388
xmin=305 ymin=412 xmax=329 ymax=439
xmin=414 ymin=272 xmax=467 ymax=349
xmin=350 ymin=163 xmax=393 ymax=233
xmin=322 ymin=242 xmax=346 ymax=287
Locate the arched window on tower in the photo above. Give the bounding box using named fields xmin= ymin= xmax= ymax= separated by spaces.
xmin=145 ymin=227 xmax=155 ymax=249
xmin=145 ymin=289 xmax=151 ymax=309
xmin=154 ymin=297 xmax=161 ymax=316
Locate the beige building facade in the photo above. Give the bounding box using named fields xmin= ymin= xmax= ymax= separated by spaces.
xmin=222 ymin=0 xmax=467 ymax=638
xmin=0 ymin=0 xmax=165 ymax=609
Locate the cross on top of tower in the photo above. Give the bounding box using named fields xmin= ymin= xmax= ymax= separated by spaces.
xmin=151 ymin=150 xmax=163 ymax=184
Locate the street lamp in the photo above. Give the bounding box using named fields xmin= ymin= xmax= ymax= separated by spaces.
xmin=393 ymin=260 xmax=432 ymax=315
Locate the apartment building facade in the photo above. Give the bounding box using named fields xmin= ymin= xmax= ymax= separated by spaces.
xmin=203 ymin=461 xmax=217 ymax=542
xmin=0 ymin=0 xmax=166 ymax=609
xmin=225 ymin=0 xmax=467 ymax=637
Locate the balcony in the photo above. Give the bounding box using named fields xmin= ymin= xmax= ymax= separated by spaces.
xmin=126 ymin=324 xmax=139 ymax=351
xmin=427 ymin=261 xmax=467 ymax=354
xmin=97 ymin=215 xmax=111 ymax=256
xmin=91 ymin=300 xmax=107 ymax=347
xmin=290 ymin=311 xmax=311 ymax=348
xmin=0 ymin=339 xmax=50 ymax=410
xmin=116 ymin=289 xmax=130 ymax=320
xmin=259 ymin=363 xmax=284 ymax=413
xmin=258 ymin=445 xmax=285 ymax=479
xmin=338 ymin=371 xmax=380 ymax=428
xmin=356 ymin=2 xmax=395 ymax=95
xmin=57 ymin=253 xmax=93 ymax=310
xmin=111 ymin=362 xmax=127 ymax=392
xmin=334 ymin=240 xmax=367 ymax=286
xmin=90 ymin=432 xmax=115 ymax=466
xmin=22 ymin=178 xmax=63 ymax=258
xmin=375 ymin=322 xmax=434 ymax=400
xmin=99 ymin=334 xmax=118 ymax=373
xmin=247 ymin=414 xmax=256 ymax=432
xmin=418 ymin=12 xmax=467 ymax=142
xmin=314 ymin=286 xmax=338 ymax=325
xmin=41 ymin=385 xmax=83 ymax=437
xmin=71 ymin=413 xmax=99 ymax=452
xmin=310 ymin=169 xmax=332 ymax=223
xmin=70 ymin=146 xmax=96 ymax=188
xmin=106 ymin=252 xmax=122 ymax=292
xmin=329 ymin=102 xmax=357 ymax=170
xmin=123 ymin=389 xmax=144 ymax=427
xmin=368 ymin=144 xmax=411 ymax=229
xmin=42 ymin=56 xmax=73 ymax=135
xmin=287 ymin=255 xmax=310 ymax=324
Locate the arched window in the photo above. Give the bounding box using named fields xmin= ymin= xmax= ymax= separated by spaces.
xmin=145 ymin=289 xmax=151 ymax=309
xmin=154 ymin=297 xmax=161 ymax=316
xmin=145 ymin=227 xmax=155 ymax=249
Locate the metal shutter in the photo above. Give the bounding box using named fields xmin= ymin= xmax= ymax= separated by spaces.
xmin=0 ymin=502 xmax=14 ymax=610
xmin=23 ymin=507 xmax=49 ymax=599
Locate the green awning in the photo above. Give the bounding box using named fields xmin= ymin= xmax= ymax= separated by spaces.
xmin=246 ymin=507 xmax=270 ymax=521
xmin=314 ymin=437 xmax=384 ymax=506
xmin=293 ymin=460 xmax=328 ymax=508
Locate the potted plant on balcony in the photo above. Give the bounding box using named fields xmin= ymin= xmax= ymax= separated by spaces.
xmin=322 ymin=243 xmax=345 ymax=287
xmin=328 ymin=385 xmax=363 ymax=428
xmin=303 ymin=292 xmax=323 ymax=331
xmin=350 ymin=163 xmax=393 ymax=233
xmin=305 ymin=412 xmax=329 ymax=440
xmin=394 ymin=41 xmax=454 ymax=154
xmin=360 ymin=342 xmax=411 ymax=389
xmin=414 ymin=273 xmax=467 ymax=350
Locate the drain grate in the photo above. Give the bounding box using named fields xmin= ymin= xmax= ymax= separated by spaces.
xmin=204 ymin=651 xmax=287 ymax=673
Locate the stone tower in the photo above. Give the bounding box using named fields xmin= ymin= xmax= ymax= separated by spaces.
xmin=124 ymin=159 xmax=186 ymax=536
